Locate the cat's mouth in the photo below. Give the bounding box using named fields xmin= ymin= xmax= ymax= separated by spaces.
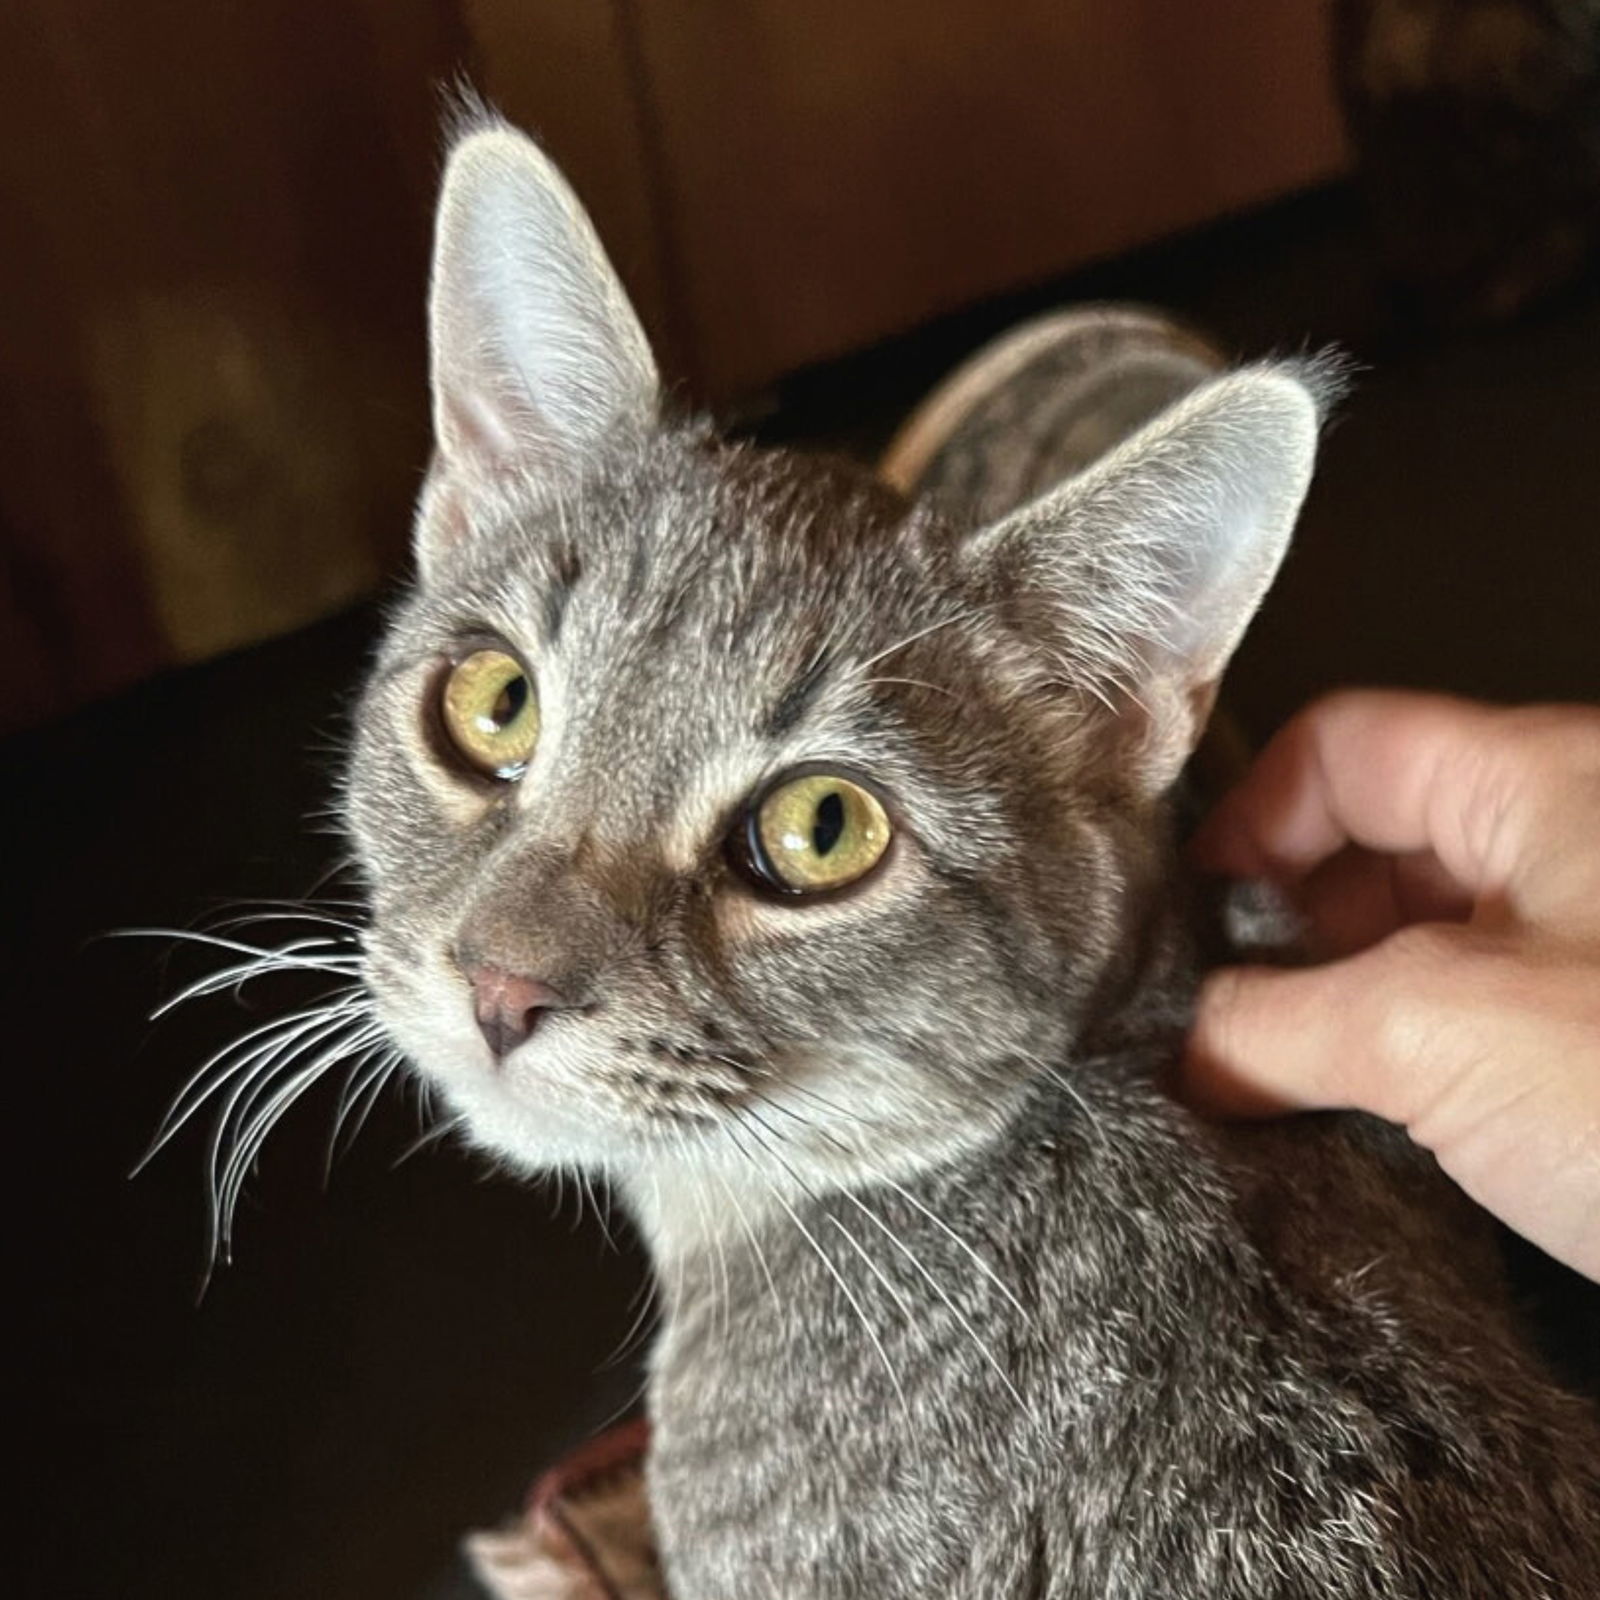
xmin=421 ymin=998 xmax=770 ymax=1142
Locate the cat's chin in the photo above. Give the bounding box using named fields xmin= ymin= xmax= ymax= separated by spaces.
xmin=437 ymin=1073 xmax=631 ymax=1174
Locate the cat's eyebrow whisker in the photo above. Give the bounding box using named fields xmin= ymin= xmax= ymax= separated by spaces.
xmin=853 ymin=606 xmax=982 ymax=675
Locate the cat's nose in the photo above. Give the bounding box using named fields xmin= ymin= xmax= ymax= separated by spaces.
xmin=462 ymin=962 xmax=568 ymax=1059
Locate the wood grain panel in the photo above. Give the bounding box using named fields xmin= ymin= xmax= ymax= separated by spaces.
xmin=627 ymin=0 xmax=1349 ymax=394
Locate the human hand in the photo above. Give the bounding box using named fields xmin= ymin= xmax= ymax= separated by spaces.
xmin=1184 ymin=690 xmax=1600 ymax=1281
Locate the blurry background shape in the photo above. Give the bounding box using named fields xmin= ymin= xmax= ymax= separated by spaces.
xmin=1334 ymin=0 xmax=1600 ymax=325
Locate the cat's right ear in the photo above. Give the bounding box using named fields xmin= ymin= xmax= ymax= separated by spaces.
xmin=421 ymin=121 xmax=659 ymax=567
xmin=961 ymin=363 xmax=1331 ymax=796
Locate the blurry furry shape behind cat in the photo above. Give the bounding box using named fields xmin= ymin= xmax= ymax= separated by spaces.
xmin=1336 ymin=0 xmax=1600 ymax=323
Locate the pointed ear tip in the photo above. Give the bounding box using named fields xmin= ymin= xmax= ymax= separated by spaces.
xmin=1196 ymin=365 xmax=1327 ymax=458
xmin=441 ymin=123 xmax=556 ymax=199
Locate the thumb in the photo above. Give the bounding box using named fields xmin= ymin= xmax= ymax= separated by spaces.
xmin=1182 ymin=925 xmax=1468 ymax=1122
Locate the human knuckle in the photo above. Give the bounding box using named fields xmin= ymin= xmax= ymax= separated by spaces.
xmin=1356 ymin=928 xmax=1475 ymax=1110
xmin=1301 ymin=687 xmax=1386 ymax=741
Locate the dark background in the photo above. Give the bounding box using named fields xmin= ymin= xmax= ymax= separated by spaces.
xmin=5 ymin=4 xmax=1598 ymax=1597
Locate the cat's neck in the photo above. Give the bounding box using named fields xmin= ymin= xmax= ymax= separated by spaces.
xmin=626 ymin=859 xmax=1207 ymax=1271
xmin=624 ymin=1014 xmax=1192 ymax=1279
xmin=619 ymin=1106 xmax=1012 ymax=1270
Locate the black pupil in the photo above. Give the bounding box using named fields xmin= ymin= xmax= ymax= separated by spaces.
xmin=812 ymin=790 xmax=845 ymax=856
xmin=489 ymin=674 xmax=527 ymax=730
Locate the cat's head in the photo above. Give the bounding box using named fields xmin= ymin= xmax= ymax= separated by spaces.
xmin=346 ymin=122 xmax=1325 ymax=1243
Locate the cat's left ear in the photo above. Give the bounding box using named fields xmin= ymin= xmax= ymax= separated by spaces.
xmin=966 ymin=363 xmax=1334 ymax=795
xmin=426 ymin=120 xmax=659 ymax=489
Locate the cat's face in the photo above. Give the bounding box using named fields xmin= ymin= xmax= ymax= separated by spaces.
xmin=345 ymin=121 xmax=1323 ymax=1239
xmin=348 ymin=431 xmax=1141 ymax=1213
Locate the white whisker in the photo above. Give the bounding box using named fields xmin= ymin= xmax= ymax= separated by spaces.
xmin=1022 ymin=1051 xmax=1110 ymax=1154
xmin=874 ymin=1172 xmax=1035 ymax=1326
xmin=325 ymin=1047 xmax=403 ymax=1178
xmin=839 ymin=1187 xmax=1032 ymax=1415
xmin=131 ymin=903 xmax=404 ymax=1272
xmin=122 ymin=926 xmax=364 ymax=990
xmin=709 ymin=1152 xmax=781 ymax=1315
xmin=141 ymin=995 xmax=367 ymax=1165
xmin=854 ymin=607 xmax=981 ymax=674
xmin=391 ymin=1110 xmax=467 ymax=1168
xmin=213 ymin=1019 xmax=388 ymax=1253
xmin=149 ymin=942 xmax=364 ymax=1019
xmin=726 ymin=1113 xmax=910 ymax=1420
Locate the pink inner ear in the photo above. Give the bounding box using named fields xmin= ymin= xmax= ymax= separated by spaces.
xmin=440 ymin=377 xmax=535 ymax=468
xmin=414 ymin=468 xmax=475 ymax=579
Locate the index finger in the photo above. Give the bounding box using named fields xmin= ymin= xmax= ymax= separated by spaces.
xmin=1191 ymin=691 xmax=1600 ymax=934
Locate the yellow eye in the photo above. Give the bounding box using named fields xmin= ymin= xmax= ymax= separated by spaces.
xmin=439 ymin=649 xmax=540 ymax=778
xmin=746 ymin=773 xmax=892 ymax=894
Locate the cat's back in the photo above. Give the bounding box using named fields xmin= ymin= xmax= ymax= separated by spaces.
xmin=1023 ymin=1077 xmax=1600 ymax=1598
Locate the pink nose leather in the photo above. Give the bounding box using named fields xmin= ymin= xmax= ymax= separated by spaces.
xmin=464 ymin=964 xmax=568 ymax=1059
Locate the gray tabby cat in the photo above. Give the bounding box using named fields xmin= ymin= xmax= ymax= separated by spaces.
xmin=346 ymin=120 xmax=1600 ymax=1597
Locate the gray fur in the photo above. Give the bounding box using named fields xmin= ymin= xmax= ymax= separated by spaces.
xmin=344 ymin=121 xmax=1600 ymax=1597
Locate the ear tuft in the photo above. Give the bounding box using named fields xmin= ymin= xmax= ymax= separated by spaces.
xmin=1270 ymin=346 xmax=1356 ymax=429
xmin=436 ymin=79 xmax=501 ymax=152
